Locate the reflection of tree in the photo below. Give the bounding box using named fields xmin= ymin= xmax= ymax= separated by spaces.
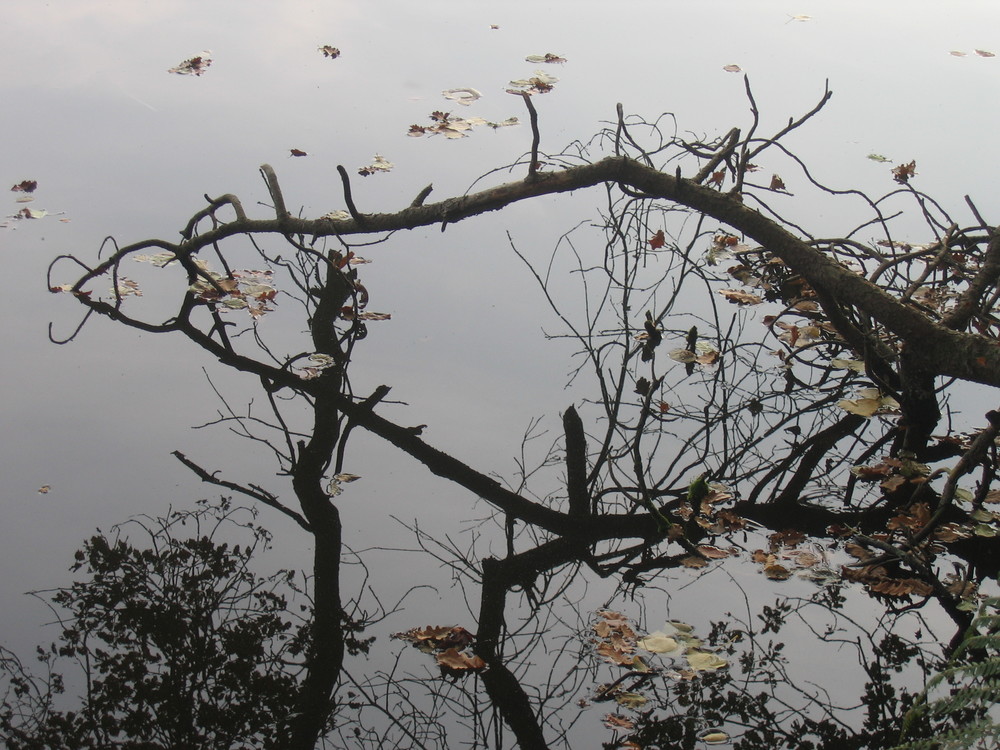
xmin=28 ymin=78 xmax=1000 ymax=747
xmin=0 ymin=501 xmax=310 ymax=749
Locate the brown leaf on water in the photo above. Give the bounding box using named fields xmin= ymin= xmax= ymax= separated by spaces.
xmin=723 ymin=64 xmax=742 ymax=73
xmin=769 ymin=174 xmax=786 ymax=191
xmin=892 ymin=160 xmax=917 ymax=184
xmin=603 ymin=714 xmax=635 ymax=729
xmin=290 ymin=149 xmax=308 ymax=157
xmin=790 ymin=550 xmax=822 ymax=568
xmin=436 ymin=647 xmax=486 ymax=671
xmin=887 ymin=503 xmax=931 ymax=532
xmin=769 ymin=529 xmax=806 ymax=548
xmin=867 ymin=577 xmax=934 ymax=598
xmin=696 ymin=545 xmax=731 ymax=559
xmin=975 ymin=49 xmax=995 ymax=57
xmin=525 ymin=53 xmax=567 ymax=64
xmin=681 ymin=555 xmax=709 ymax=568
xmin=718 ymin=289 xmax=763 ymax=306
xmin=318 ymin=45 xmax=341 ymax=58
xmin=11 ymin=180 xmax=37 ymax=193
xmin=934 ymin=523 xmax=970 ymax=542
xmin=763 ymin=563 xmax=791 ymax=580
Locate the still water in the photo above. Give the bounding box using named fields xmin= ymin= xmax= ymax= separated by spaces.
xmin=3 ymin=2 xmax=1000 ymax=747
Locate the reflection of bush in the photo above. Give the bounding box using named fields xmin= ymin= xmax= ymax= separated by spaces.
xmin=896 ymin=595 xmax=1000 ymax=750
xmin=0 ymin=499 xmax=311 ymax=750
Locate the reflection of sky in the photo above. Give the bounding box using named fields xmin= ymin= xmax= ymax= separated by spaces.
xmin=2 ymin=0 xmax=999 ymax=724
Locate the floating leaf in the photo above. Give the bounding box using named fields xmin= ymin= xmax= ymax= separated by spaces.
xmin=769 ymin=174 xmax=786 ymax=191
xmin=135 ymin=251 xmax=178 ymax=265
xmin=723 ymin=64 xmax=742 ymax=73
xmin=37 ymin=485 xmax=51 ymax=494
xmin=976 ymin=49 xmax=996 ymax=57
xmin=525 ymin=53 xmax=566 ymax=64
xmin=955 ymin=487 xmax=975 ymax=504
xmin=358 ymin=154 xmax=394 ymax=176
xmin=838 ymin=389 xmax=898 ymax=418
xmin=696 ymin=545 xmax=731 ymax=559
xmin=669 ymin=348 xmax=697 ymax=363
xmin=950 ymin=50 xmax=967 ymax=57
xmin=838 ymin=397 xmax=881 ymax=417
xmin=436 ymin=647 xmax=486 ymax=672
xmin=290 ymin=149 xmax=308 ymax=157
xmin=648 ymin=229 xmax=666 ymax=249
xmin=168 ymin=51 xmax=212 ymax=76
xmin=113 ymin=278 xmax=142 ymax=298
xmin=764 ymin=563 xmax=791 ymax=580
xmin=409 ymin=111 xmax=518 ymax=139
xmin=318 ymin=45 xmax=341 ymax=58
xmin=686 ymin=650 xmax=727 ymax=671
xmin=718 ymin=289 xmax=763 ymax=305
xmin=603 ymin=714 xmax=634 ymax=729
xmin=637 ymin=633 xmax=680 ymax=654
xmin=11 ymin=180 xmax=37 ymax=193
xmin=892 ymin=160 xmax=917 ymax=184
xmin=831 ymin=358 xmax=866 ymax=373
xmin=614 ymin=692 xmax=647 ymax=709
xmin=789 ymin=14 xmax=812 ymax=21
xmin=867 ymin=154 xmax=891 ymax=163
xmin=507 ymin=71 xmax=558 ymax=95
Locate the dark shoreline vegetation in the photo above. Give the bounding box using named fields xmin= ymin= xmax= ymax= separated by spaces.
xmin=5 ymin=82 xmax=1000 ymax=748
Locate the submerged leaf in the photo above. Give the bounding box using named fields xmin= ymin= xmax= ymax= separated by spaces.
xmin=442 ymin=87 xmax=482 ymax=106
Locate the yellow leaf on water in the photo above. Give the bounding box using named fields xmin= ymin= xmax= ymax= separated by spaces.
xmin=686 ymin=650 xmax=727 ymax=671
xmin=637 ymin=633 xmax=680 ymax=654
xmin=837 ymin=397 xmax=881 ymax=418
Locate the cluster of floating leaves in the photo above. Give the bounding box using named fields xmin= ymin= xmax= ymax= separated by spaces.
xmin=5 ymin=179 xmax=68 ymax=228
xmin=129 ymin=253 xmax=278 ymax=318
xmin=949 ymin=49 xmax=995 ymax=57
xmin=325 ymin=471 xmax=361 ymax=497
xmin=506 ymin=70 xmax=559 ymax=96
xmin=357 ymin=154 xmax=393 ymax=177
xmin=392 ymin=625 xmax=486 ymax=677
xmin=408 ymin=110 xmax=518 ymax=139
xmin=837 ymin=387 xmax=901 ymax=419
xmin=589 ymin=612 xmax=729 ymax=742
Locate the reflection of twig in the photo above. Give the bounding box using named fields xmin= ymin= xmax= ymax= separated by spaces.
xmin=518 ymin=91 xmax=540 ymax=181
xmin=171 ymin=450 xmax=311 ymax=531
xmin=336 ymin=164 xmax=365 ymax=225
xmin=593 ymin=669 xmax=656 ymax=701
